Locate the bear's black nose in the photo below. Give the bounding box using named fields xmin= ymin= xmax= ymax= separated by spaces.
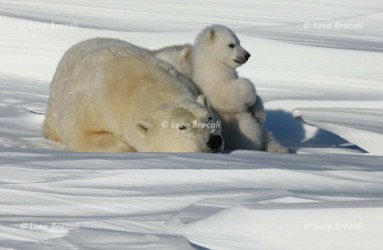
xmin=245 ymin=51 xmax=251 ymax=60
xmin=207 ymin=134 xmax=223 ymax=150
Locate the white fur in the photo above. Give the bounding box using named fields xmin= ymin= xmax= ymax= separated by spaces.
xmin=152 ymin=44 xmax=192 ymax=79
xmin=192 ymin=25 xmax=288 ymax=153
xmin=220 ymin=113 xmax=287 ymax=152
xmin=153 ymin=42 xmax=266 ymax=125
xmin=192 ymin=25 xmax=255 ymax=114
xmin=43 ymin=38 xmax=223 ymax=153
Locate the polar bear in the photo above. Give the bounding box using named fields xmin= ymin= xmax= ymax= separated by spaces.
xmin=191 ymin=25 xmax=288 ymax=153
xmin=43 ymin=38 xmax=223 ymax=153
xmin=152 ymin=42 xmax=266 ymax=125
xmin=192 ymin=25 xmax=255 ymax=115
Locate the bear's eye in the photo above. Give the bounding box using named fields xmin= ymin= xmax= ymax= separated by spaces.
xmin=179 ymin=124 xmax=188 ymax=130
xmin=208 ymin=115 xmax=214 ymax=121
xmin=228 ymin=43 xmax=235 ymax=48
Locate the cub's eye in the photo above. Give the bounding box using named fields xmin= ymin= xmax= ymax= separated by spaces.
xmin=179 ymin=124 xmax=188 ymax=130
xmin=228 ymin=43 xmax=235 ymax=48
xmin=208 ymin=115 xmax=214 ymax=121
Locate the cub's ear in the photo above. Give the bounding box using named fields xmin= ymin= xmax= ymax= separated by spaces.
xmin=196 ymin=94 xmax=212 ymax=110
xmin=200 ymin=27 xmax=215 ymax=41
xmin=181 ymin=46 xmax=191 ymax=61
xmin=208 ymin=28 xmax=216 ymax=41
xmin=136 ymin=119 xmax=152 ymax=139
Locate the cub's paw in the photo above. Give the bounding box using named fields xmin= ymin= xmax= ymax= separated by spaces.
xmin=239 ymin=79 xmax=256 ymax=107
xmin=267 ymin=143 xmax=289 ymax=154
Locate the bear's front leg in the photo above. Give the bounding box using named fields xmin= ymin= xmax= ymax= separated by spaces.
xmin=248 ymin=95 xmax=266 ymax=125
xmin=235 ymin=78 xmax=256 ymax=108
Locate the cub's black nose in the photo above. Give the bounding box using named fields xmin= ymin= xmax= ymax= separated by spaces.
xmin=207 ymin=134 xmax=223 ymax=150
xmin=245 ymin=51 xmax=251 ymax=60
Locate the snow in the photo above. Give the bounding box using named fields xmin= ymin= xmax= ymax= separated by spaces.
xmin=0 ymin=0 xmax=382 ymax=249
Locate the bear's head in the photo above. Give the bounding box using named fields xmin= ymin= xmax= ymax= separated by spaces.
xmin=194 ymin=24 xmax=251 ymax=69
xmin=153 ymin=44 xmax=192 ymax=78
xmin=135 ymin=95 xmax=224 ymax=153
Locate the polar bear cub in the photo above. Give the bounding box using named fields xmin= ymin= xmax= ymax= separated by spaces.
xmin=192 ymin=25 xmax=255 ymax=115
xmin=43 ymin=38 xmax=223 ymax=153
xmin=191 ymin=25 xmax=288 ymax=153
xmin=153 ymin=42 xmax=266 ymax=125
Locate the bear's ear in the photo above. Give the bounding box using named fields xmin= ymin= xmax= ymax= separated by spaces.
xmin=200 ymin=27 xmax=215 ymax=42
xmin=196 ymin=94 xmax=212 ymax=110
xmin=181 ymin=47 xmax=191 ymax=61
xmin=136 ymin=119 xmax=152 ymax=139
xmin=208 ymin=28 xmax=216 ymax=41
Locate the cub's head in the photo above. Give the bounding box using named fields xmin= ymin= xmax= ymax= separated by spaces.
xmin=194 ymin=24 xmax=251 ymax=69
xmin=135 ymin=95 xmax=223 ymax=153
xmin=153 ymin=44 xmax=192 ymax=78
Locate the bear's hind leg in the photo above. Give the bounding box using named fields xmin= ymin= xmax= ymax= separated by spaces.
xmin=221 ymin=113 xmax=264 ymax=150
xmin=262 ymin=129 xmax=289 ymax=154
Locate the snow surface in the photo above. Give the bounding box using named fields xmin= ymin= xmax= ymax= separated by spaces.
xmin=0 ymin=0 xmax=382 ymax=249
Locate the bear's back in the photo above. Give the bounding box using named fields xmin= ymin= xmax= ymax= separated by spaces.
xmin=53 ymin=38 xmax=196 ymax=98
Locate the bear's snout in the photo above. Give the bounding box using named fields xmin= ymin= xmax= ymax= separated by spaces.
xmin=234 ymin=50 xmax=251 ymax=64
xmin=244 ymin=51 xmax=251 ymax=60
xmin=207 ymin=134 xmax=223 ymax=151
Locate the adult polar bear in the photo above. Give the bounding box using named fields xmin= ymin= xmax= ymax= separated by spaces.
xmin=43 ymin=38 xmax=223 ymax=153
xmin=192 ymin=25 xmax=288 ymax=153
